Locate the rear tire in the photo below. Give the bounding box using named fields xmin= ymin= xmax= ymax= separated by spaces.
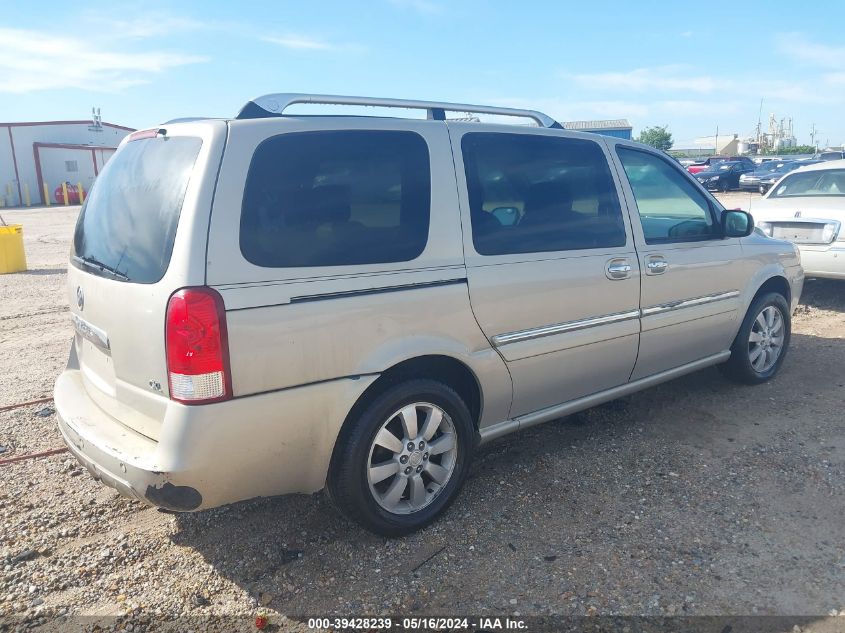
xmin=719 ymin=292 xmax=790 ymax=384
xmin=327 ymin=379 xmax=474 ymax=536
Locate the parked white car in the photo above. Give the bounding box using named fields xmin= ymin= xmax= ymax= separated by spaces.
xmin=751 ymin=160 xmax=845 ymax=280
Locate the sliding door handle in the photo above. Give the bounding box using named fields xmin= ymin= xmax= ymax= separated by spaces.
xmin=606 ymin=258 xmax=632 ymax=280
xmin=646 ymin=256 xmax=668 ymax=275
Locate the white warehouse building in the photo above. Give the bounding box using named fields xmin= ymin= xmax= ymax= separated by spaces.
xmin=0 ymin=115 xmax=134 ymax=207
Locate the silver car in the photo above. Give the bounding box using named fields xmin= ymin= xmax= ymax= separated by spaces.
xmin=55 ymin=94 xmax=804 ymax=535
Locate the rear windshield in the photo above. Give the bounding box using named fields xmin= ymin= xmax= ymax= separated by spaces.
xmin=770 ymin=169 xmax=845 ymax=198
xmin=72 ymin=136 xmax=202 ymax=283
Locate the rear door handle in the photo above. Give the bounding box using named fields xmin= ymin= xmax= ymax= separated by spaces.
xmin=646 ymin=256 xmax=668 ymax=275
xmin=606 ymin=258 xmax=632 ymax=280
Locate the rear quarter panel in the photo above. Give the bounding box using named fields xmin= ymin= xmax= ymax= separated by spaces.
xmin=207 ymin=117 xmax=513 ymax=428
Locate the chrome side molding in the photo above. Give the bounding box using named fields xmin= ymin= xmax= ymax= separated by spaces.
xmin=641 ymin=290 xmax=740 ymax=317
xmin=491 ymin=290 xmax=739 ymax=348
xmin=491 ymin=309 xmax=640 ymax=346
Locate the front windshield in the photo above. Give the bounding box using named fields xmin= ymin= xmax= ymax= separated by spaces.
xmin=770 ymin=168 xmax=845 ymax=198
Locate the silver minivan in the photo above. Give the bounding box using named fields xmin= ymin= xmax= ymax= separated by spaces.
xmin=55 ymin=94 xmax=804 ymax=535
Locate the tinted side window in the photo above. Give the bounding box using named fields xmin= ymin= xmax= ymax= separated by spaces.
xmin=617 ymin=147 xmax=717 ymax=244
xmin=240 ymin=130 xmax=430 ymax=268
xmin=462 ymin=133 xmax=627 ymax=256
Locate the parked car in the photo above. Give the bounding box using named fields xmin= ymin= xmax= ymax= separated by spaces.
xmin=756 ymin=160 xmax=822 ymax=194
xmin=694 ymin=160 xmax=756 ymax=191
xmin=818 ymin=150 xmax=845 ymax=161
xmin=739 ymin=161 xmax=791 ymax=192
xmin=751 ymin=159 xmax=845 ymax=280
xmin=55 ymin=93 xmax=803 ymax=536
xmin=688 ymin=155 xmax=755 ymax=175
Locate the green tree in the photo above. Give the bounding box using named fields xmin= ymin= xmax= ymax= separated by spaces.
xmin=762 ymin=145 xmax=816 ymax=155
xmin=636 ymin=126 xmax=674 ymax=151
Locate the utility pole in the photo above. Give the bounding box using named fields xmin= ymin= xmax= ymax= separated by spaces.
xmin=810 ymin=123 xmax=818 ymax=150
xmin=715 ymin=126 xmax=719 ymax=155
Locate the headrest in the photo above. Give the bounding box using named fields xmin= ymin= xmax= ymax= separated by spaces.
xmin=524 ymin=181 xmax=571 ymax=215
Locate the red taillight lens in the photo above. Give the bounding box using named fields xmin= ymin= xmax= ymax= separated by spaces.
xmin=165 ymin=287 xmax=231 ymax=404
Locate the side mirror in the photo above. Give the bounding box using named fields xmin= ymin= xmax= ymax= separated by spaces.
xmin=722 ymin=209 xmax=754 ymax=238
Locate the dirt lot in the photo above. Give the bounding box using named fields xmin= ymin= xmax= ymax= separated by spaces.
xmin=1 ymin=199 xmax=844 ymax=631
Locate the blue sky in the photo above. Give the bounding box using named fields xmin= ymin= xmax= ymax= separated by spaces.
xmin=1 ymin=0 xmax=844 ymax=148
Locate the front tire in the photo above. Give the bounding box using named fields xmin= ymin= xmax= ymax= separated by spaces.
xmin=327 ymin=379 xmax=474 ymax=536
xmin=720 ymin=292 xmax=790 ymax=384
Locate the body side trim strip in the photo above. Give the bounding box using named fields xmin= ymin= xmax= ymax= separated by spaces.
xmin=641 ymin=290 xmax=740 ymax=317
xmin=491 ymin=309 xmax=640 ymax=347
xmin=225 ymin=278 xmax=467 ymax=311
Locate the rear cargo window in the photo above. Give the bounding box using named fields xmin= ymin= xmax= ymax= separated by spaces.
xmin=240 ymin=130 xmax=431 ymax=268
xmin=72 ymin=136 xmax=202 ymax=283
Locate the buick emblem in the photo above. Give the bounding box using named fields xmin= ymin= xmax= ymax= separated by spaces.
xmin=76 ymin=286 xmax=84 ymax=310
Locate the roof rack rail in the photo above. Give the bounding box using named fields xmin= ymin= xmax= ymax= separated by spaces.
xmin=236 ymin=93 xmax=561 ymax=128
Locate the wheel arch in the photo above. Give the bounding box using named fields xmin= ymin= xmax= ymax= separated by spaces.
xmin=349 ymin=354 xmax=483 ymax=431
xmin=327 ymin=354 xmax=485 ymax=485
xmin=752 ymin=274 xmax=791 ymax=306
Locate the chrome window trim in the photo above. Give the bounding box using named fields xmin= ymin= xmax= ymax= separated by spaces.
xmin=491 ymin=309 xmax=641 ymax=346
xmin=641 ymin=290 xmax=740 ymax=317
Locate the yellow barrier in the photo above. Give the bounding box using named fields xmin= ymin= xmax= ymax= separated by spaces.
xmin=0 ymin=224 xmax=27 ymax=274
xmin=43 ymin=182 xmax=51 ymax=207
xmin=61 ymin=182 xmax=69 ymax=206
xmin=23 ymin=183 xmax=31 ymax=207
xmin=77 ymin=182 xmax=84 ymax=204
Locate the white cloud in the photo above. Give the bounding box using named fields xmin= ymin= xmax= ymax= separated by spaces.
xmin=86 ymin=15 xmax=210 ymax=39
xmin=777 ymin=33 xmax=845 ymax=69
xmin=565 ymin=65 xmax=718 ymax=94
xmin=0 ymin=27 xmax=206 ymax=94
xmin=261 ymin=34 xmax=335 ymax=51
xmin=388 ymin=0 xmax=441 ymax=15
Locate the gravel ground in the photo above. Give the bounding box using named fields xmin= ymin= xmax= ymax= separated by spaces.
xmin=1 ymin=201 xmax=844 ymax=632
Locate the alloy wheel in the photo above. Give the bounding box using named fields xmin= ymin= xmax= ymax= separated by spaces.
xmin=366 ymin=402 xmax=458 ymax=515
xmin=748 ymin=305 xmax=785 ymax=373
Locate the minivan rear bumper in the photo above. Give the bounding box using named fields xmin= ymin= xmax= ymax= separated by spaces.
xmin=55 ymin=366 xmax=377 ymax=511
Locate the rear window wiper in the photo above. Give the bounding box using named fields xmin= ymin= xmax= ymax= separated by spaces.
xmin=73 ymin=254 xmax=129 ymax=281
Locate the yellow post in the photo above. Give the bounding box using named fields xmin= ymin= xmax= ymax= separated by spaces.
xmin=61 ymin=182 xmax=69 ymax=206
xmin=23 ymin=183 xmax=30 ymax=207
xmin=77 ymin=182 xmax=84 ymax=204
xmin=43 ymin=182 xmax=51 ymax=206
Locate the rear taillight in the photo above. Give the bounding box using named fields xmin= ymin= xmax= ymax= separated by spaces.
xmin=165 ymin=287 xmax=231 ymax=404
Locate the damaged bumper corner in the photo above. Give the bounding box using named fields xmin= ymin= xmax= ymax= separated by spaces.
xmin=58 ymin=415 xmax=203 ymax=512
